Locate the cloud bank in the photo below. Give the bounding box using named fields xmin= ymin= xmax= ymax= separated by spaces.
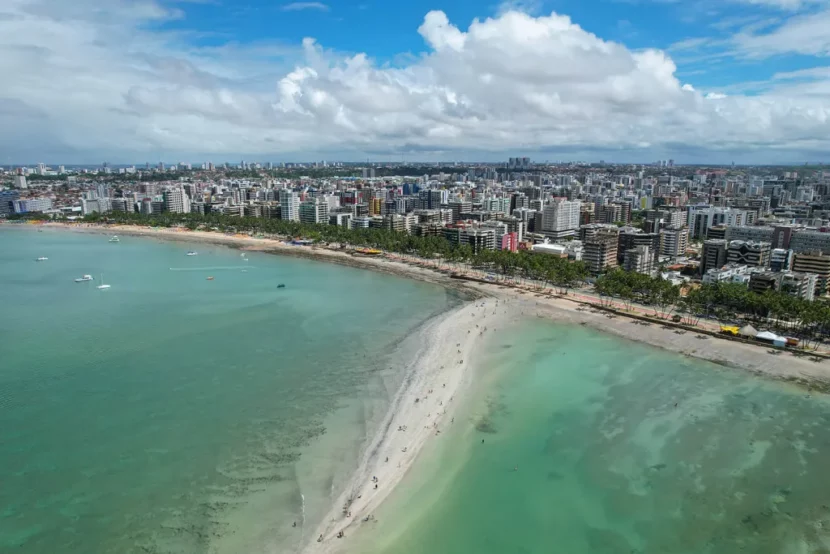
xmin=1 ymin=0 xmax=830 ymax=163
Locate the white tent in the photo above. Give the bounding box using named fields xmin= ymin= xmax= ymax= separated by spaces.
xmin=756 ymin=331 xmax=779 ymax=341
xmin=756 ymin=331 xmax=786 ymax=347
xmin=739 ymin=325 xmax=758 ymax=338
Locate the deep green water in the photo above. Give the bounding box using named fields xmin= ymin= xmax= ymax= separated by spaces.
xmin=362 ymin=319 xmax=830 ymax=554
xmin=0 ymin=226 xmax=459 ymax=554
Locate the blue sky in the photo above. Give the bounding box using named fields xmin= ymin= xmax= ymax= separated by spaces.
xmin=155 ymin=0 xmax=821 ymax=89
xmin=2 ymin=0 xmax=830 ymax=163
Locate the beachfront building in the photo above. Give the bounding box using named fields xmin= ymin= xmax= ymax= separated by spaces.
xmin=583 ymin=230 xmax=619 ymax=274
xmin=279 ymin=189 xmax=300 ymax=222
xmin=792 ymin=252 xmax=830 ymax=296
xmin=540 ymin=199 xmax=581 ymax=240
xmin=12 ymin=197 xmax=53 ymax=213
xmin=623 ymin=245 xmax=654 ymax=274
xmin=749 ymin=271 xmax=817 ymax=301
xmin=162 ymin=188 xmax=189 ymax=214
xmin=702 ymin=263 xmax=753 ymax=285
xmin=299 ymin=198 xmax=329 ymax=225
xmin=617 ymin=230 xmax=660 ymax=265
xmin=0 ymin=190 xmax=20 ymax=217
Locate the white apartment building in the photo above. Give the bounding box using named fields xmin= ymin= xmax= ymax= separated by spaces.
xmin=162 ymin=188 xmax=190 ymax=214
xmin=687 ymin=206 xmax=749 ymax=239
xmin=541 ymin=199 xmax=581 ymax=240
xmin=659 ymin=227 xmax=689 ymax=259
xmin=279 ymin=189 xmax=300 ymax=222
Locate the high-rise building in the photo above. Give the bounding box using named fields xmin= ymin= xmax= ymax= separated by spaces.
xmin=770 ymin=249 xmax=794 ymax=272
xmin=623 ymin=245 xmax=653 ymax=274
xmin=584 ymin=230 xmax=619 ymax=274
xmin=618 ymin=230 xmax=659 ymax=265
xmin=701 ymin=239 xmax=728 ymax=276
xmin=659 ymin=227 xmax=689 ymax=260
xmin=299 ymin=198 xmax=329 ymax=225
xmin=0 ymin=190 xmax=21 ymax=217
xmin=279 ymin=189 xmax=300 ymax=221
xmin=793 ymin=252 xmax=830 ymax=296
xmin=162 ymin=188 xmax=189 ymax=213
xmin=12 ymin=198 xmax=53 ymax=213
xmin=13 ymin=175 xmax=27 ymax=189
xmin=541 ymin=199 xmax=581 ymax=240
xmin=727 ymin=241 xmax=771 ymax=269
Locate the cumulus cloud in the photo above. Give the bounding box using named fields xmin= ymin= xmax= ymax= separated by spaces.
xmin=1 ymin=0 xmax=830 ymax=162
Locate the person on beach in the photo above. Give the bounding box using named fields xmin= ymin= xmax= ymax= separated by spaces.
xmin=318 ymin=534 xmax=323 ymax=542
xmin=292 ymin=522 xmax=296 ymax=527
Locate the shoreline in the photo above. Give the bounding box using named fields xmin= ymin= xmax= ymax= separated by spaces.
xmin=299 ymin=297 xmax=507 ymax=552
xmin=26 ymin=221 xmax=830 ymax=390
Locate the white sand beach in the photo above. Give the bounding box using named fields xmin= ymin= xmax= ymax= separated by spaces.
xmin=298 ymin=297 xmax=508 ymax=552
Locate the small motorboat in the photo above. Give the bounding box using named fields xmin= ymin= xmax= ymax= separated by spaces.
xmin=206 ymin=276 xmax=214 ymax=281
xmin=109 ymin=236 xmax=120 ymax=243
xmin=277 ymin=284 xmax=286 ymax=288
xmin=36 ymin=257 xmax=48 ymax=261
xmin=75 ymin=274 xmax=94 ymax=282
xmin=186 ymin=251 xmax=198 ymax=256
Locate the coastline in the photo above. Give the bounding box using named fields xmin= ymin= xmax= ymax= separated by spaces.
xmin=29 ymin=221 xmax=830 ymax=390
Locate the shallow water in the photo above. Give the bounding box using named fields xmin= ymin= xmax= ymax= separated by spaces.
xmin=362 ymin=319 xmax=830 ymax=554
xmin=0 ymin=227 xmax=459 ymax=553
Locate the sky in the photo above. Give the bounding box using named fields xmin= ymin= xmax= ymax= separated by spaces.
xmin=2 ymin=0 xmax=830 ymax=165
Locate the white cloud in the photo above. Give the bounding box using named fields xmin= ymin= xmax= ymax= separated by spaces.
xmin=280 ymin=2 xmax=329 ymax=12
xmin=1 ymin=1 xmax=830 ymax=162
xmin=734 ymin=0 xmax=827 ymax=9
xmin=734 ymin=9 xmax=830 ymax=56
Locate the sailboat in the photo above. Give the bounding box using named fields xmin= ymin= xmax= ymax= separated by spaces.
xmin=97 ymin=274 xmax=111 ymax=290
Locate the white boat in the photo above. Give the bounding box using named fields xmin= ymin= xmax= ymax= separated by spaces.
xmin=75 ymin=274 xmax=94 ymax=283
xmin=97 ymin=274 xmax=111 ymax=290
xmin=109 ymin=236 xmax=120 ymax=243
xmin=186 ymin=251 xmax=198 ymax=256
xmin=36 ymin=257 xmax=48 ymax=261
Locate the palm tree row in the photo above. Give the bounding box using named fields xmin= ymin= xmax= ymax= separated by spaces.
xmin=81 ymin=210 xmax=830 ymax=345
xmin=595 ymin=269 xmax=830 ymax=348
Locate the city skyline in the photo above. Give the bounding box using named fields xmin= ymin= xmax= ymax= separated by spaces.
xmin=3 ymin=0 xmax=830 ymax=164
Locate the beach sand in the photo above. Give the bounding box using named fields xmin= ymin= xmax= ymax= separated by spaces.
xmin=299 ymin=297 xmax=507 ymax=552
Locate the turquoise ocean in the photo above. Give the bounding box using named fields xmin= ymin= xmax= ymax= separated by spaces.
xmin=0 ymin=226 xmax=460 ymax=553
xmin=6 ymin=226 xmax=830 ymax=554
xmin=358 ymin=320 xmax=830 ymax=554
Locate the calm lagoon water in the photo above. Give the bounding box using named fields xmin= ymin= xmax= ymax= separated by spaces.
xmin=362 ymin=319 xmax=830 ymax=554
xmin=0 ymin=226 xmax=460 ymax=553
